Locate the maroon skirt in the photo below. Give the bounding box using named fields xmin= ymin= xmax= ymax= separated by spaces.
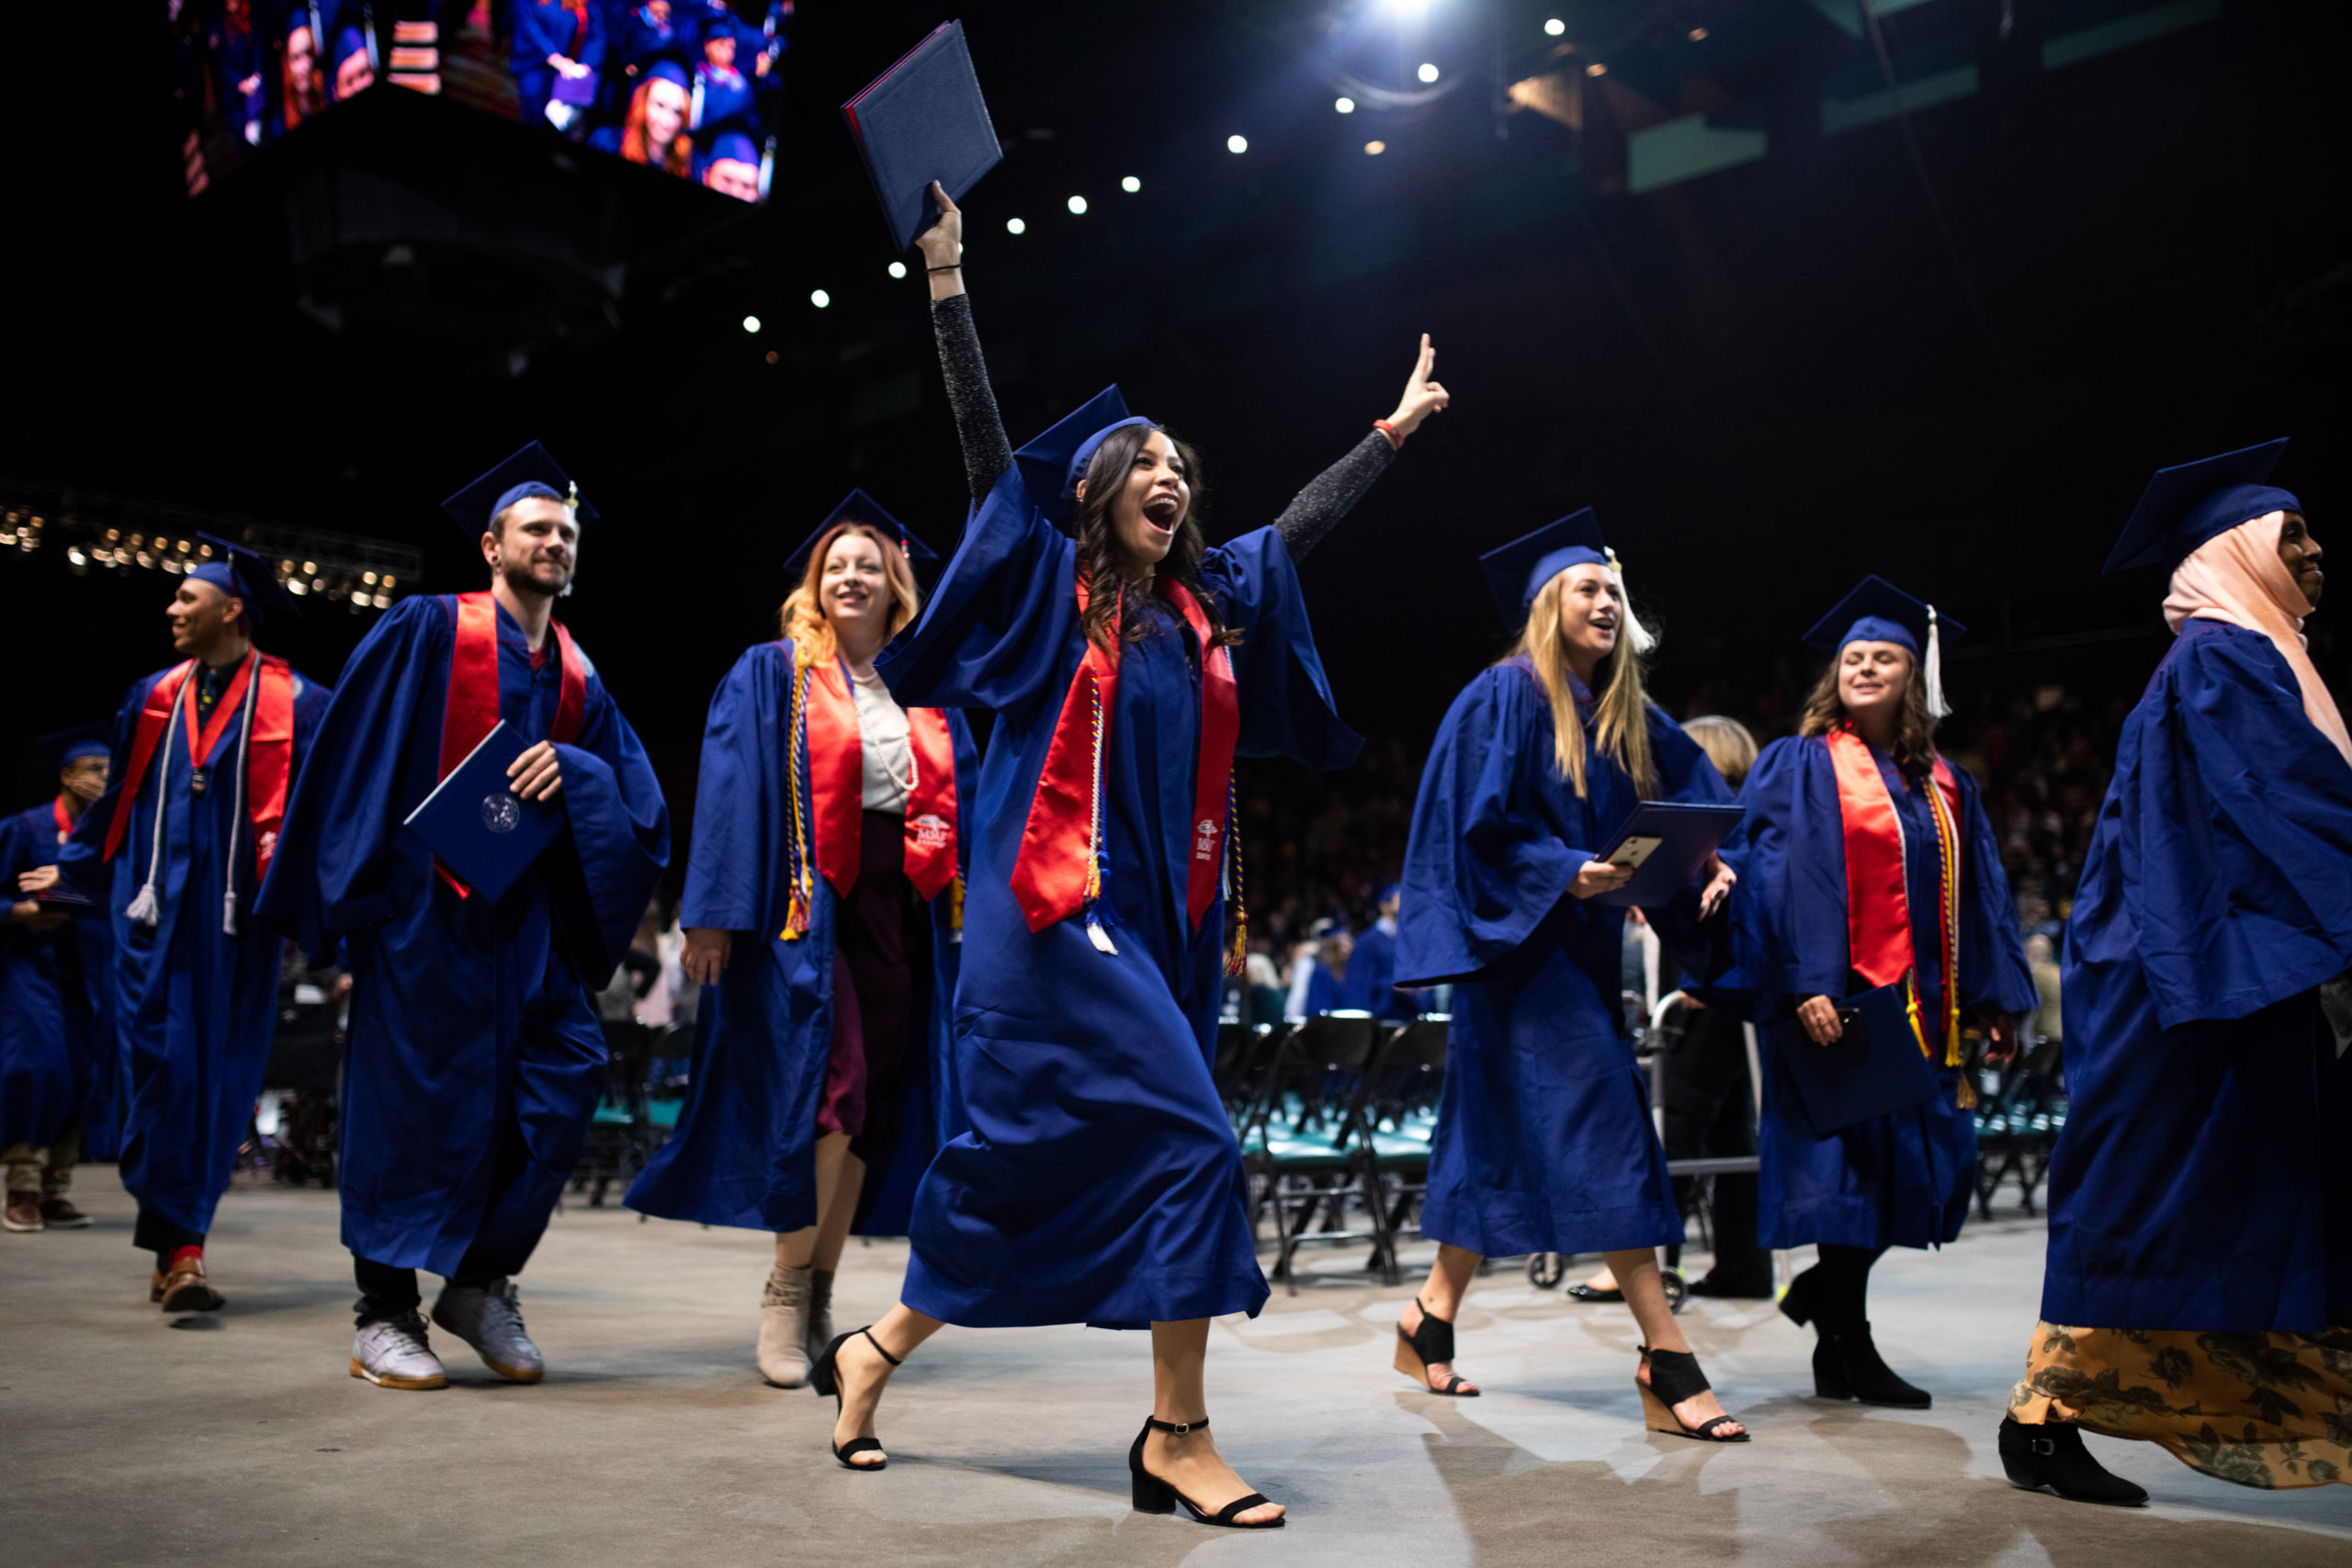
xmin=814 ymin=810 xmax=929 ymax=1165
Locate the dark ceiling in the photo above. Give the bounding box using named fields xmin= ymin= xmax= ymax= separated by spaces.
xmin=8 ymin=0 xmax=2349 ymax=809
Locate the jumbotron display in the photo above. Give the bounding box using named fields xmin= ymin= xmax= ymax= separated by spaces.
xmin=170 ymin=1 xmax=787 ymax=203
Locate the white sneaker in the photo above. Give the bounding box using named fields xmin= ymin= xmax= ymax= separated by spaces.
xmin=350 ymin=1312 xmax=448 ymax=1390
xmin=432 ymin=1278 xmax=545 ymax=1383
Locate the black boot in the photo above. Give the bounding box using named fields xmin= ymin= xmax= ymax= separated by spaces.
xmin=1999 ymin=1417 xmax=2148 ymax=1506
xmin=1815 ymin=1320 xmax=1932 ymax=1407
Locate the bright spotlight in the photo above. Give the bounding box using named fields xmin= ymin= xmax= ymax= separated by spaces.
xmin=1007 ymin=216 xmax=1026 ymax=234
xmin=1068 ymin=195 xmax=1087 ymax=215
xmin=1121 ymin=175 xmax=1141 ymax=192
xmin=1227 ymin=133 xmax=1249 ymax=153
xmin=1364 ymin=141 xmax=1386 ymax=156
xmin=1417 ymin=62 xmax=1440 ymax=84
xmin=741 ymin=315 xmax=762 ymax=333
xmin=1335 ymin=96 xmax=1355 ymax=114
xmin=1383 ymin=0 xmax=1430 ymax=17
xmin=809 ymin=290 xmax=830 ymax=309
xmin=1586 ymin=62 xmax=1608 ymax=76
xmin=1544 ymin=17 xmax=1565 ymax=36
xmin=1688 ymin=26 xmax=1709 ymax=40
xmin=888 ymin=260 xmax=908 ymax=278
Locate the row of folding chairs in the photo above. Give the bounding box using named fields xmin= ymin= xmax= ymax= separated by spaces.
xmin=1216 ymin=1011 xmax=1452 ymax=1294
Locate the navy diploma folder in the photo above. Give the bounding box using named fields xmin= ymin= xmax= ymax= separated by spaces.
xmin=1589 ymin=801 xmax=1746 ymax=908
xmin=401 ymin=721 xmax=562 ymax=904
xmin=842 ymin=21 xmax=1002 ymax=252
xmin=1768 ymin=980 xmax=1941 ymax=1136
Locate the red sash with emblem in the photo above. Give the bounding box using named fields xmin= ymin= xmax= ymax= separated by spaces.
xmin=433 ymin=591 xmax=586 ymax=897
xmin=102 ymin=650 xmax=296 ymax=884
xmin=1825 ymin=725 xmax=1964 ymax=1073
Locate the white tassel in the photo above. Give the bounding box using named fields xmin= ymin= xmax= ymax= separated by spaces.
xmin=221 ymin=656 xmax=257 ymax=937
xmin=1924 ymin=604 xmax=1950 ymax=721
xmin=128 ymin=677 xmax=184 ymax=929
xmin=1605 ymin=548 xmax=1657 ymax=656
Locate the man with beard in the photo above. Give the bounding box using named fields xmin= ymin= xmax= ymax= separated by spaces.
xmin=260 ymin=444 xmax=668 ymax=1390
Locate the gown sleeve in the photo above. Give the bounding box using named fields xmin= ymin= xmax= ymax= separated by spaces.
xmin=256 ymin=596 xmax=444 ymax=959
xmin=1270 ymin=433 xmax=1395 ymax=563
xmin=1197 ymin=526 xmax=1361 ymax=770
xmin=545 ymin=657 xmax=672 ymax=986
xmin=2124 ymin=623 xmax=2352 ymax=1028
xmin=1393 ymin=666 xmax=1590 ymax=987
xmin=1951 ymin=764 xmax=2037 ymax=1019
xmin=678 ymin=644 xmax=786 ymax=934
xmin=1643 ymin=706 xmax=1736 ymax=981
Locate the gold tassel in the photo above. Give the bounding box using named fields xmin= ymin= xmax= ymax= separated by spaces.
xmin=947 ymin=874 xmax=965 ymax=934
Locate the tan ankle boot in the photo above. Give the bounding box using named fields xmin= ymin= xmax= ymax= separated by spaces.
xmin=758 ymin=1263 xmax=813 ymax=1387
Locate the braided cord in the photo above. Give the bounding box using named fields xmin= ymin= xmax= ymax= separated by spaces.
xmin=780 ymin=658 xmax=815 ymax=940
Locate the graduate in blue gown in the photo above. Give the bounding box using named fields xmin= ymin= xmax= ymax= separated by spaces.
xmin=1390 ymin=511 xmax=1747 ymax=1443
xmin=798 ymin=187 xmax=1443 ymax=1521
xmin=625 ymin=493 xmax=978 ymax=1390
xmin=1338 ymin=883 xmax=1416 ymax=1021
xmin=1 ymin=728 xmax=114 ymax=1231
xmin=259 ymin=444 xmax=668 ymax=1392
xmin=2004 ymin=442 xmax=2352 ymax=1502
xmin=49 ymin=542 xmax=330 ymax=1310
xmin=1728 ymin=577 xmax=2032 ymax=1409
xmin=510 ymin=0 xmax=604 ymax=132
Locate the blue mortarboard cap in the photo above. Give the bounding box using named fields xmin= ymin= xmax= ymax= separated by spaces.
xmin=1375 ymin=882 xmax=1401 ymax=905
xmin=39 ymin=723 xmax=111 ymax=773
xmin=188 ymin=533 xmax=303 ymax=637
xmin=439 ymin=442 xmax=597 ymax=543
xmin=1010 ymin=387 xmax=1140 ymax=530
xmin=1801 ymin=575 xmax=1965 ymax=656
xmin=2105 ymin=438 xmax=2298 ymax=574
xmin=702 ymin=121 xmax=762 ymax=168
xmin=643 ymin=58 xmax=691 ymax=93
xmin=334 ymin=23 xmax=369 ymax=69
xmin=782 ymin=490 xmax=940 ymax=578
xmin=1478 ymin=509 xmax=1611 ymax=624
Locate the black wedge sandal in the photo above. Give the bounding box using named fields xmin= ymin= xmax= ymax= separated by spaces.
xmin=1636 ymin=1347 xmax=1750 ymax=1442
xmin=1126 ymin=1416 xmax=1284 ymax=1528
xmin=809 ymin=1325 xmax=901 ymax=1471
xmin=1395 ymin=1297 xmax=1479 ymax=1395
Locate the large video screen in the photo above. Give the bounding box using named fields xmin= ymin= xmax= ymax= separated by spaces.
xmin=171 ymin=2 xmax=789 ymax=203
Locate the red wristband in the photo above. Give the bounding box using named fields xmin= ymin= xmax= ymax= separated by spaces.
xmin=1373 ymin=419 xmax=1403 ymax=451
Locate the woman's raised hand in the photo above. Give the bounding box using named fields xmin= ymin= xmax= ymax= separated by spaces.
xmin=918 ymin=181 xmax=963 ymax=265
xmin=1385 ymin=333 xmax=1450 ymax=437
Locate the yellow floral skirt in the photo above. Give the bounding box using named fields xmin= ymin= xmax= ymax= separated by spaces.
xmin=2009 ymin=1322 xmax=2352 ymax=1489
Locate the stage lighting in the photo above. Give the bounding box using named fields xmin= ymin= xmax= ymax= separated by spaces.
xmin=1122 ymin=175 xmax=1141 ymax=192
xmin=1068 ymin=195 xmax=1087 ymax=214
xmin=1689 ymin=26 xmax=1709 ymax=40
xmin=1586 ymin=61 xmax=1608 ymax=76
xmin=1227 ymin=134 xmax=1249 ymax=153
xmin=742 ymin=315 xmax=762 ymax=333
xmin=1335 ymin=96 xmax=1355 ymax=114
xmin=1384 ymin=0 xmax=1430 ymax=17
xmin=1365 ymin=141 xmax=1386 ymax=155
xmin=1544 ymin=17 xmax=1565 ymax=36
xmin=1417 ymin=62 xmax=1440 ymax=83
xmin=809 ymin=290 xmax=830 ymax=309
xmin=888 ymin=261 xmax=908 ymax=278
xmin=1007 ymin=217 xmax=1027 ymax=234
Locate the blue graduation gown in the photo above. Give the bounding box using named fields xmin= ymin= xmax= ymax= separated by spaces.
xmin=1728 ymin=733 xmax=2034 ymax=1251
xmin=2044 ymin=619 xmax=2352 ymax=1332
xmin=1339 ymin=920 xmax=1415 ymax=1021
xmin=257 ymin=596 xmax=668 ymax=1275
xmin=0 ymin=806 xmax=84 ymax=1153
xmin=877 ymin=491 xmax=1359 ymax=1328
xmin=1394 ymin=662 xmax=1732 ymax=1258
xmin=625 ymin=641 xmax=978 ymax=1234
xmin=55 ymin=663 xmax=333 ymax=1235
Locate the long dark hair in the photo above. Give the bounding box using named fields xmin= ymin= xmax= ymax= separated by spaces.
xmin=1069 ymin=422 xmax=1240 ymax=653
xmin=1797 ymin=649 xmax=1938 ymax=776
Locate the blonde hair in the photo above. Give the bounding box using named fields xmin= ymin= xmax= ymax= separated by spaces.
xmin=778 ymin=522 xmax=922 ymax=669
xmin=1681 ymin=715 xmax=1758 ymax=791
xmin=1510 ymin=568 xmax=1656 ymax=798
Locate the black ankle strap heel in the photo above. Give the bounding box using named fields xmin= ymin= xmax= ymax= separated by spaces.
xmin=1126 ymin=1416 xmax=1284 ymax=1528
xmin=811 ymin=1326 xmax=903 ymax=1472
xmin=1637 ymin=1347 xmax=1751 ymax=1442
xmin=1395 ymin=1297 xmax=1478 ymax=1395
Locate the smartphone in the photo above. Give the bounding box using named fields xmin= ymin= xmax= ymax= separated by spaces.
xmin=1606 ymin=835 xmax=1663 ymax=869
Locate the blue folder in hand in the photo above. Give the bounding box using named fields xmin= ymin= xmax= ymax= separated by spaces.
xmin=401 ymin=721 xmax=563 ymax=904
xmin=1768 ymin=980 xmax=1942 ymax=1136
xmin=1589 ymin=800 xmax=1747 ymax=908
xmin=842 ymin=20 xmax=1002 ymax=252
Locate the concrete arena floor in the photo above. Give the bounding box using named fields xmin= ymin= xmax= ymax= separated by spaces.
xmin=4 ymin=1176 xmax=2347 ymax=1567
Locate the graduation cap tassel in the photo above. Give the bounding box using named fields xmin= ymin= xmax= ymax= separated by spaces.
xmin=1923 ymin=605 xmax=1950 ymax=721
xmin=1604 ymin=549 xmax=1657 ymax=657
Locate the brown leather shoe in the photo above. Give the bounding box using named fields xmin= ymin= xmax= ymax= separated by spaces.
xmin=2 ymin=1192 xmax=40 ymax=1233
xmin=38 ymin=1198 xmax=92 ymax=1229
xmin=159 ymin=1251 xmax=226 ymax=1313
xmin=150 ymin=1269 xmax=167 ymax=1303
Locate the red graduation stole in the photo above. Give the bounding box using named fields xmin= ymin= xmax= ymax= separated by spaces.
xmin=102 ymin=650 xmax=297 ymax=883
xmin=1008 ymin=573 xmax=1238 ymax=950
xmin=51 ymin=795 xmax=72 ymax=843
xmin=434 ymin=591 xmax=586 ymax=896
xmin=1825 ymin=724 xmax=1964 ymax=1074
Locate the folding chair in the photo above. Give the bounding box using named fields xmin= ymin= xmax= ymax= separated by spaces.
xmin=1251 ymin=1011 xmax=1387 ymax=1294
xmin=1361 ymin=1014 xmax=1448 ymax=1285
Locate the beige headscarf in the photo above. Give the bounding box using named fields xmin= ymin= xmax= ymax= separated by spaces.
xmin=2163 ymin=510 xmax=2352 ymax=766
